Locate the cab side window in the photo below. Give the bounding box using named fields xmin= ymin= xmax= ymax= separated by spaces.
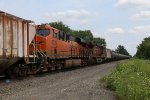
xmin=59 ymin=31 xmax=64 ymax=40
xmin=59 ymin=31 xmax=61 ymax=40
xmin=57 ymin=31 xmax=59 ymax=39
xmin=63 ymin=33 xmax=66 ymax=41
xmin=59 ymin=31 xmax=70 ymax=42
xmin=52 ymin=29 xmax=57 ymax=38
xmin=66 ymin=35 xmax=70 ymax=42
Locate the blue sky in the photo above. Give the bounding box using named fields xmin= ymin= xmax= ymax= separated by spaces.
xmin=0 ymin=0 xmax=150 ymax=55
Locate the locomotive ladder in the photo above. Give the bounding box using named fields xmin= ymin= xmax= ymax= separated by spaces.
xmin=36 ymin=49 xmax=47 ymax=64
xmin=28 ymin=41 xmax=47 ymax=64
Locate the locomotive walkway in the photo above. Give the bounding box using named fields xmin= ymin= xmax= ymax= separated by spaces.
xmin=0 ymin=61 xmax=126 ymax=100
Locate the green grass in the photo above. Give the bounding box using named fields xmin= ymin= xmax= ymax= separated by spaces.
xmin=103 ymin=59 xmax=150 ymax=100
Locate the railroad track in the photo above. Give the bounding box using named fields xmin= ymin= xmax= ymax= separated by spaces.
xmin=0 ymin=60 xmax=125 ymax=83
xmin=0 ymin=60 xmax=121 ymax=100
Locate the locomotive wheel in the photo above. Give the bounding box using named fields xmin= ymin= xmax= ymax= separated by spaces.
xmin=18 ymin=68 xmax=27 ymax=77
xmin=56 ymin=64 xmax=62 ymax=70
xmin=51 ymin=67 xmax=55 ymax=71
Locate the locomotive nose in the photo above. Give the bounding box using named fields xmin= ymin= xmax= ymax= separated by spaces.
xmin=35 ymin=35 xmax=46 ymax=51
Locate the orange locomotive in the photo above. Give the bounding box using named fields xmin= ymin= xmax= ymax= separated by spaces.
xmin=35 ymin=24 xmax=71 ymax=59
xmin=93 ymin=45 xmax=106 ymax=63
xmin=29 ymin=24 xmax=95 ymax=72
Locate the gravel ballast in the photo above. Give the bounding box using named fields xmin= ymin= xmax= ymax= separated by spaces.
xmin=0 ymin=61 xmax=123 ymax=100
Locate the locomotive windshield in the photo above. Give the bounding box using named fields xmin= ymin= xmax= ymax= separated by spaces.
xmin=36 ymin=29 xmax=50 ymax=37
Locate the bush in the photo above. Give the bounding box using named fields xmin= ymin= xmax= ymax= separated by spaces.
xmin=103 ymin=59 xmax=150 ymax=100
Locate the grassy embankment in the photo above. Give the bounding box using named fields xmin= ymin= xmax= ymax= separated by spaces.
xmin=103 ymin=59 xmax=150 ymax=100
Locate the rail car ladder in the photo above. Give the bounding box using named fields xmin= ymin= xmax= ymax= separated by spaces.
xmin=25 ymin=42 xmax=37 ymax=64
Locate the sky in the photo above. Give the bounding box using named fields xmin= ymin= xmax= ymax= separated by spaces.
xmin=0 ymin=0 xmax=150 ymax=56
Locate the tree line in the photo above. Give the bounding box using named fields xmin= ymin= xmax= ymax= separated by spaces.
xmin=115 ymin=36 xmax=150 ymax=59
xmin=115 ymin=45 xmax=130 ymax=56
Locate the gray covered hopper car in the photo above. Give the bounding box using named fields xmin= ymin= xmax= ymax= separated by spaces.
xmin=0 ymin=11 xmax=36 ymax=75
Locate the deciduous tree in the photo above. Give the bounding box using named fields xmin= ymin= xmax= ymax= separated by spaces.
xmin=49 ymin=21 xmax=71 ymax=33
xmin=136 ymin=37 xmax=150 ymax=59
xmin=115 ymin=45 xmax=130 ymax=56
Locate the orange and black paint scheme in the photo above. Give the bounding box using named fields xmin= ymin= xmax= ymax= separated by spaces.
xmin=35 ymin=24 xmax=71 ymax=59
xmin=30 ymin=24 xmax=89 ymax=70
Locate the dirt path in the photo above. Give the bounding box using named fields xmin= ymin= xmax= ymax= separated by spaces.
xmin=0 ymin=61 xmax=123 ymax=100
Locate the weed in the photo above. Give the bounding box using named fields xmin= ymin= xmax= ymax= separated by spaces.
xmin=103 ymin=59 xmax=150 ymax=100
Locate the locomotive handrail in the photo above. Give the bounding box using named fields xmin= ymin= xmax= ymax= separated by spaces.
xmin=30 ymin=41 xmax=47 ymax=63
xmin=37 ymin=49 xmax=47 ymax=64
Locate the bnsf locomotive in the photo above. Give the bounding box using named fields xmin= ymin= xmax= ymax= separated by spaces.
xmin=0 ymin=11 xmax=130 ymax=77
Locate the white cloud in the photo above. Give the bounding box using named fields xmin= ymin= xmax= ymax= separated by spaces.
xmin=46 ymin=10 xmax=97 ymax=24
xmin=115 ymin=0 xmax=150 ymax=8
xmin=107 ymin=27 xmax=125 ymax=34
xmin=129 ymin=25 xmax=150 ymax=34
xmin=130 ymin=11 xmax=150 ymax=20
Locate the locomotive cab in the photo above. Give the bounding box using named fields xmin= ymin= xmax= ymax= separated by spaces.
xmin=35 ymin=25 xmax=51 ymax=51
xmin=31 ymin=24 xmax=71 ymax=59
